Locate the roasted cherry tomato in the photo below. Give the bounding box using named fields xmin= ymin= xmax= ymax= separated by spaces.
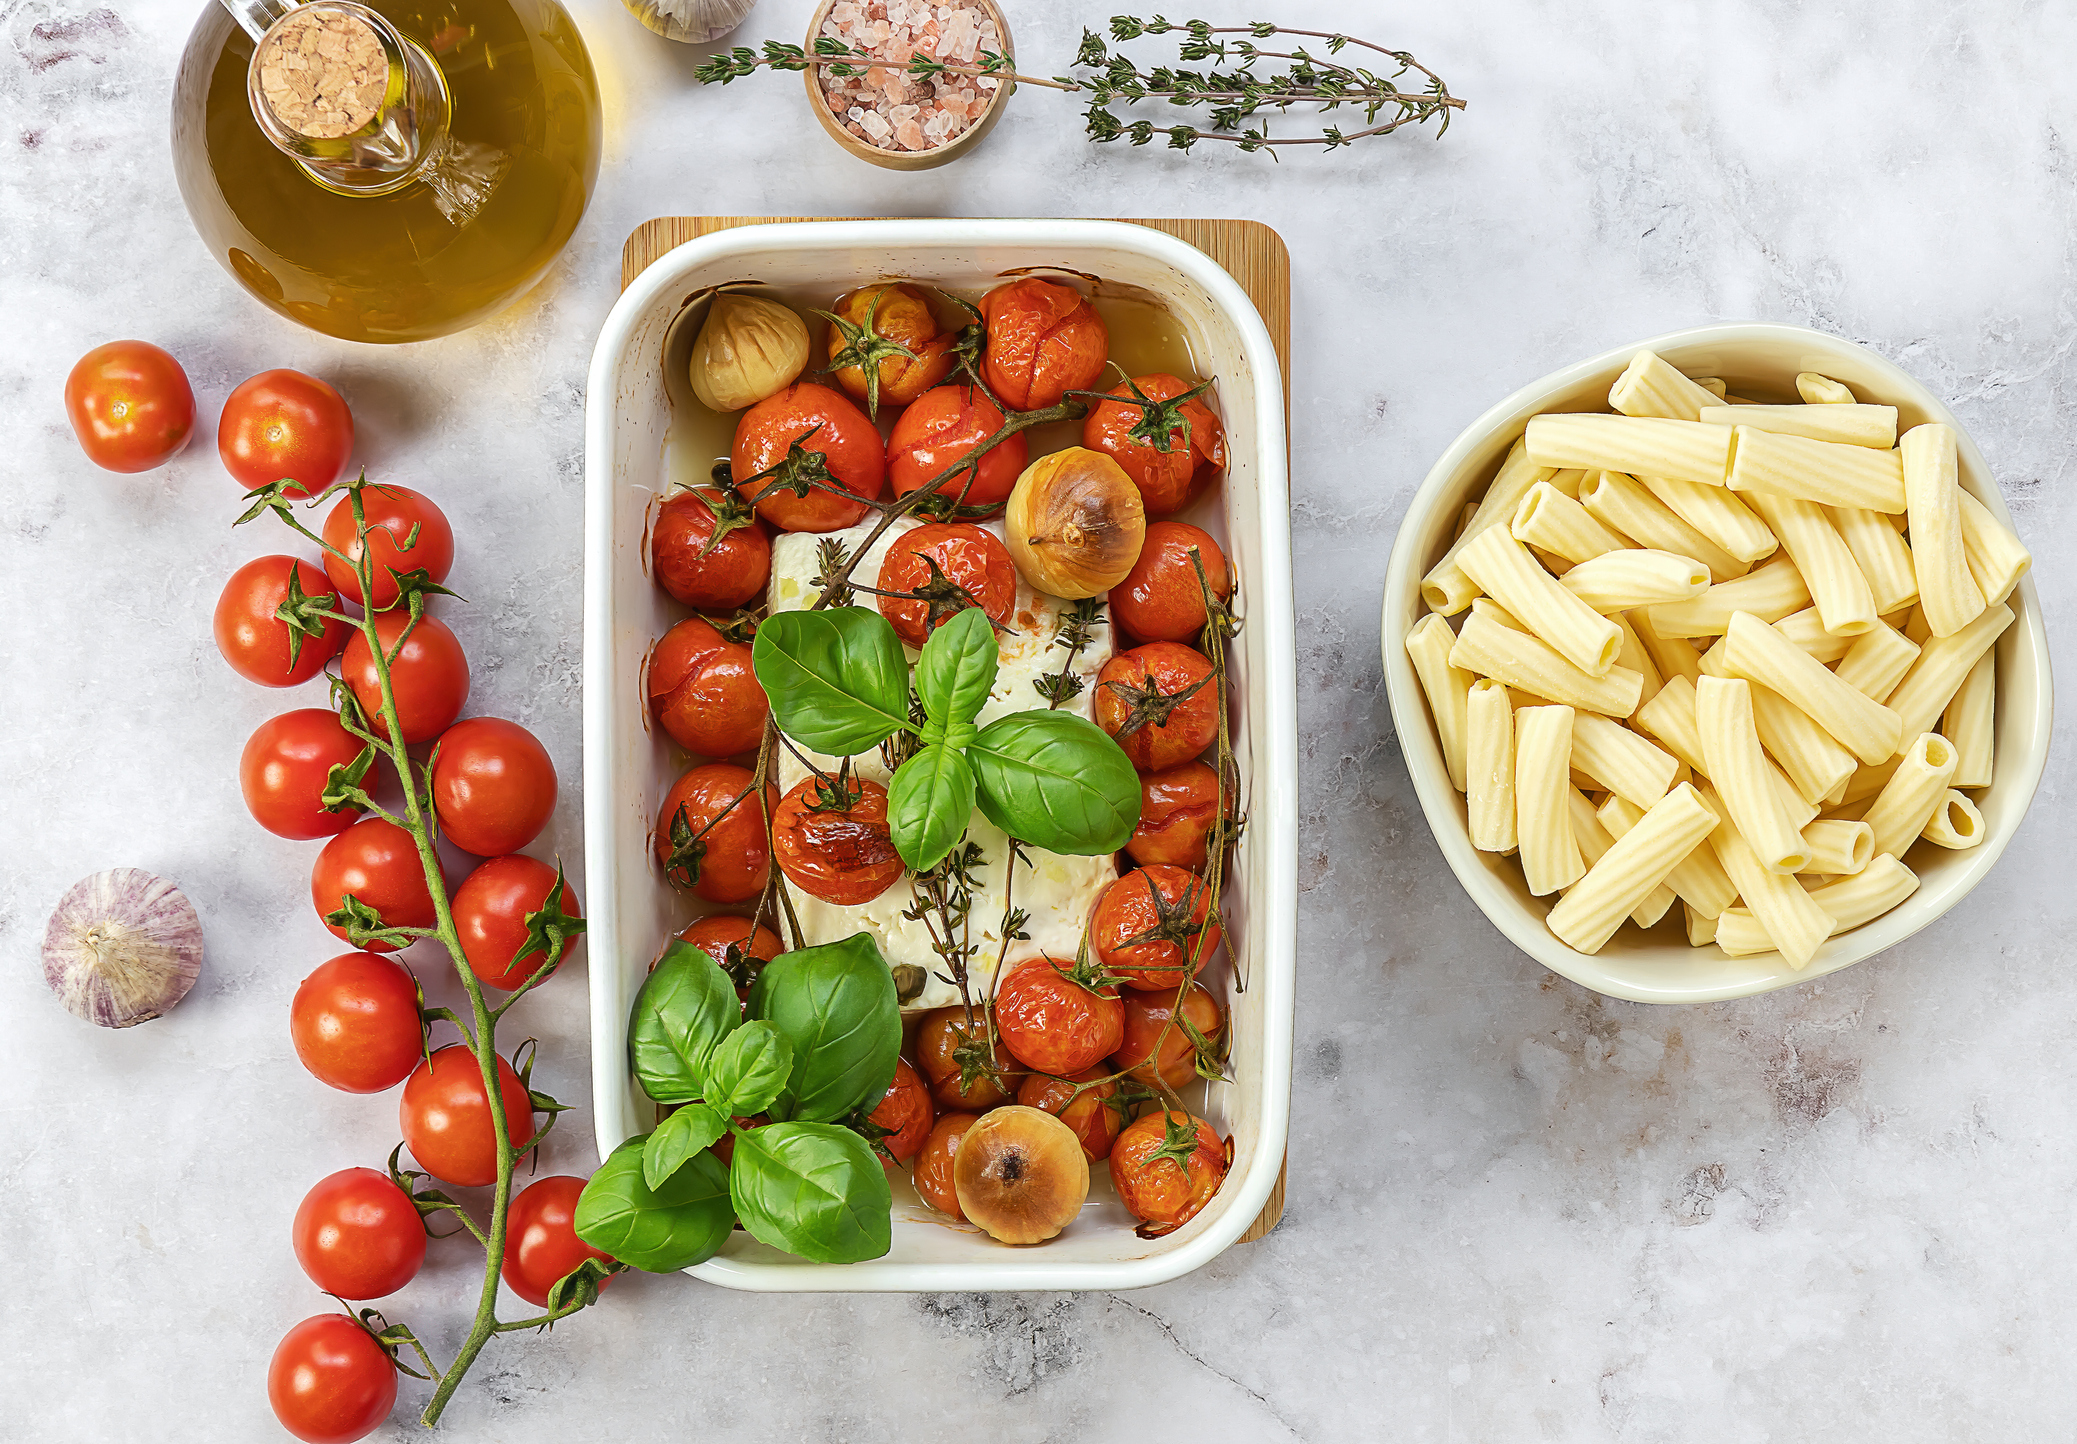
xmin=1095 ymin=641 xmax=1220 ymax=772
xmin=214 ymin=556 xmax=352 ymax=687
xmin=651 ymin=487 xmax=771 ymax=610
xmin=993 ymin=956 xmax=1124 ymax=1076
xmin=1110 ymin=522 xmax=1231 ymax=643
xmin=1018 ymin=1069 xmax=1123 ymax=1162
xmin=430 ymin=717 xmax=557 ymax=857
xmin=1110 ymin=1109 xmax=1227 ymax=1235
xmin=241 ymin=709 xmax=366 ymax=840
xmin=1082 ymin=374 xmax=1227 ymax=516
xmin=268 ymin=1314 xmax=397 ymax=1444
xmin=220 ymin=369 xmax=354 ymax=499
xmin=311 ymin=818 xmax=440 ymax=952
xmin=875 ymin=522 xmax=1017 ymax=650
xmin=674 ymin=915 xmax=783 ymax=997
xmin=291 ymin=951 xmax=424 ymax=1093
xmin=1125 ymin=761 xmax=1232 ymax=872
xmin=342 ymin=610 xmax=469 ymax=745
xmin=732 ymin=381 xmax=886 ymax=533
xmin=865 ymin=1056 xmax=935 ymax=1168
xmin=1114 ymin=981 xmax=1226 ymax=1090
xmin=454 ymin=855 xmax=582 ymax=991
xmin=826 ymin=282 xmax=957 ymax=415
xmin=979 ymin=277 xmax=1109 ymax=412
xmin=648 ymin=616 xmax=767 ymax=757
xmin=915 ymin=1006 xmax=1026 ymax=1111
xmin=1092 ymin=864 xmax=1224 ymax=991
xmin=503 ymin=1175 xmax=617 ymax=1308
xmin=887 ymin=383 xmax=1027 ymax=518
xmin=321 ymin=484 xmax=454 ymax=609
xmin=913 ymin=1112 xmax=983 ymax=1218
xmin=655 ymin=762 xmax=776 ymax=903
xmin=399 ymin=1045 xmax=535 ymax=1187
xmin=772 ymin=775 xmax=903 ymax=906
xmin=64 ymin=340 xmax=194 ymax=473
xmin=292 ymin=1167 xmax=427 ymax=1301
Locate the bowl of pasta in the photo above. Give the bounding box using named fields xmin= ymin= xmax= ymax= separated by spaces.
xmin=1380 ymin=323 xmax=2051 ymax=1003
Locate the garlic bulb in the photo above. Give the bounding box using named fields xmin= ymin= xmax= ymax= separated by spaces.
xmin=1004 ymin=448 xmax=1147 ymax=599
xmin=690 ymin=291 xmax=811 ymax=412
xmin=42 ymin=869 xmax=204 ymax=1028
xmin=623 ymin=0 xmax=758 ymax=43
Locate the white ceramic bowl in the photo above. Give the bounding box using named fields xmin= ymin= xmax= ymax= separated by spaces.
xmin=1380 ymin=323 xmax=2053 ymax=1004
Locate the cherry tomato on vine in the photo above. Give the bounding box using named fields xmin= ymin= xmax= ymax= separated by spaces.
xmin=648 ymin=616 xmax=768 ymax=758
xmin=1082 ymin=374 xmax=1228 ymax=516
xmin=651 ymin=487 xmax=771 ymax=611
xmin=992 ymin=955 xmax=1124 ymax=1076
xmin=1018 ymin=1069 xmax=1123 ymax=1162
xmin=887 ymin=383 xmax=1027 ymax=518
xmin=214 ymin=556 xmax=352 ymax=686
xmin=1091 ymin=864 xmax=1225 ymax=991
xmin=453 ymin=854 xmax=582 ymax=991
xmin=1109 ymin=522 xmax=1231 ymax=643
xmin=1094 ymin=641 xmax=1221 ymax=772
xmin=1109 ymin=1109 xmax=1228 ymax=1236
xmin=675 ymin=915 xmax=783 ymax=971
xmin=267 ymin=1314 xmax=397 ymax=1444
xmin=503 ymin=1175 xmax=617 ymax=1309
xmin=1113 ymin=981 xmax=1226 ymax=1091
xmin=63 ymin=340 xmax=194 ymax=473
xmin=219 ymin=368 xmax=354 ymax=499
xmin=731 ymin=381 xmax=886 ymax=533
xmin=240 ymin=708 xmax=366 ymax=840
xmin=978 ymin=276 xmax=1109 ymax=412
xmin=655 ymin=762 xmax=775 ymax=903
xmin=913 ymin=1112 xmax=982 ymax=1219
xmin=914 ymin=1006 xmax=1026 ymax=1111
xmin=865 ymin=1057 xmax=935 ymax=1168
xmin=292 ymin=1167 xmax=427 ymax=1300
xmin=321 ymin=484 xmax=454 ymax=609
xmin=342 ymin=610 xmax=469 ymax=744
xmin=429 ymin=717 xmax=556 ymax=857
xmin=771 ymin=774 xmax=903 ymax=906
xmin=825 ymin=282 xmax=957 ymax=414
xmin=875 ymin=522 xmax=1017 ymax=650
xmin=1124 ymin=761 xmax=1233 ymax=873
xmin=290 ymin=951 xmax=424 ymax=1093
xmin=310 ymin=818 xmax=441 ymax=952
xmin=399 ymin=1045 xmax=535 ymax=1188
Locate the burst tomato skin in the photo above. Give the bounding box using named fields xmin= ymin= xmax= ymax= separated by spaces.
xmin=887 ymin=384 xmax=1027 ymax=517
xmin=1082 ymin=374 xmax=1227 ymax=516
xmin=1124 ymin=761 xmax=1230 ymax=872
xmin=771 ymin=776 xmax=903 ymax=906
xmin=913 ymin=1112 xmax=983 ymax=1218
xmin=651 ymin=489 xmax=771 ymax=610
xmin=399 ymin=1046 xmax=535 ymax=1188
xmin=1018 ymin=1069 xmax=1123 ymax=1162
xmin=342 ymin=610 xmax=469 ymax=745
xmin=292 ymin=1168 xmax=427 ymax=1301
xmin=1095 ymin=641 xmax=1221 ymax=772
xmin=220 ymin=369 xmax=354 ymax=499
xmin=503 ymin=1175 xmax=617 ymax=1309
xmin=866 ymin=1057 xmax=935 ymax=1168
xmin=993 ymin=956 xmax=1124 ymax=1076
xmin=64 ymin=340 xmax=194 ymax=473
xmin=454 ymin=855 xmax=582 ymax=990
xmin=979 ymin=277 xmax=1109 ymax=412
xmin=826 ymin=283 xmax=957 ymax=411
xmin=655 ymin=762 xmax=776 ymax=903
xmin=321 ymin=485 xmax=454 ymax=609
xmin=1110 ymin=522 xmax=1230 ymax=643
xmin=310 ymin=818 xmax=440 ymax=952
xmin=1091 ymin=864 xmax=1225 ymax=991
xmin=430 ymin=717 xmax=557 ymax=857
xmin=648 ymin=617 xmax=768 ymax=758
xmin=914 ymin=1007 xmax=1026 ymax=1111
xmin=241 ymin=709 xmax=366 ymax=840
xmin=215 ymin=556 xmax=353 ymax=686
xmin=290 ymin=952 xmax=424 ymax=1093
xmin=1109 ymin=1109 xmax=1227 ymax=1234
xmin=1113 ymin=981 xmax=1226 ymax=1090
xmin=732 ymin=382 xmax=886 ymax=533
xmin=875 ymin=522 xmax=1017 ymax=650
xmin=267 ymin=1314 xmax=397 ymax=1444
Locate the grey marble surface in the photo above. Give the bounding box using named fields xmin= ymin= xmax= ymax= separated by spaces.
xmin=3 ymin=0 xmax=2073 ymax=1439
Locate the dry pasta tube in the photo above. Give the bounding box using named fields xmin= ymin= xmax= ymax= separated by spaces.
xmin=1698 ymin=403 xmax=1897 ymax=449
xmin=1471 ymin=597 xmax=1529 ymax=633
xmin=1696 ymin=378 xmax=1729 ymax=400
xmin=1545 ymin=469 xmax=1587 ymax=498
xmin=1515 ymin=705 xmax=1585 ymax=895
xmin=1742 ymin=490 xmax=1877 ymax=638
xmin=1632 ymin=609 xmax=1703 ymax=686
xmin=1449 ymin=611 xmax=1645 ymax=718
xmin=1547 ymin=783 xmax=1719 ymax=953
xmin=1956 ymin=488 xmax=2032 ymax=607
xmin=1900 ymin=423 xmax=1986 ymax=638
xmin=1942 ymin=651 xmax=1995 ymax=789
xmin=1599 ymin=793 xmax=1738 ymax=918
xmin=1558 ymin=549 xmax=1710 ymax=612
xmin=1571 ymin=710 xmax=1679 ymax=809
xmin=1696 ymin=676 xmax=1810 ymax=874
xmin=1608 ymin=350 xmax=1723 ymax=422
xmin=1799 ymin=819 xmax=1874 ymax=876
xmin=1421 ymin=438 xmax=1554 ymax=615
xmin=1723 ymin=612 xmax=1903 ymax=765
xmin=1832 ymin=624 xmax=1921 ymax=706
xmin=1612 ymin=612 xmax=1664 ymax=707
xmin=1704 ymin=807 xmax=1835 ymax=968
xmin=1565 ymin=789 xmax=1676 ymax=929
xmin=1464 ymin=679 xmax=1517 ymax=853
xmin=1711 ymin=909 xmax=1780 ymax=958
xmin=1718 ymin=855 xmax=1921 ymax=954
xmin=1578 ymin=471 xmax=1746 ymax=582
xmin=1749 ymin=682 xmax=1858 ymax=805
xmin=1405 ymin=613 xmax=1473 ymax=791
xmin=1796 ymin=372 xmax=1856 ymax=405
xmin=1826 ymin=505 xmax=1918 ymax=616
xmin=1632 ymin=674 xmax=1817 ymax=827
xmin=1511 ymin=482 xmax=1629 ymax=564
xmin=1922 ymin=791 xmax=1985 ymax=849
xmin=1861 ymin=732 xmax=1959 ymax=857
xmin=1458 ymin=525 xmax=1624 ymax=676
xmin=1728 ymin=426 xmax=1908 ymax=513
xmin=1886 ymin=602 xmax=2013 ymax=741
xmin=1525 ymin=413 xmax=1734 ymax=488
xmin=1686 ymin=903 xmax=1719 ymax=946
xmin=1841 ymin=755 xmax=1902 ymax=807
xmin=1774 ymin=607 xmax=1855 ymax=664
xmin=1643 ymin=556 xmax=1810 ymax=638
xmin=1638 ymin=474 xmax=1779 ymax=565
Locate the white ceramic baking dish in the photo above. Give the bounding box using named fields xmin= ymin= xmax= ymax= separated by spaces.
xmin=583 ymin=219 xmax=1295 ymax=1290
xmin=1380 ymin=322 xmax=2053 ymax=1005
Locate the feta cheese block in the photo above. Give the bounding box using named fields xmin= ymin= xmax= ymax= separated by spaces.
xmin=768 ymin=518 xmax=1119 ymax=1011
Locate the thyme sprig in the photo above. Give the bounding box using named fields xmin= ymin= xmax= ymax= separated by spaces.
xmin=1035 ymin=597 xmax=1105 ymax=708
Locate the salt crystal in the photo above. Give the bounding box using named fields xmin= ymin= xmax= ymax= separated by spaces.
xmin=937 ymin=93 xmax=966 ymax=119
xmin=860 ymin=109 xmax=893 ymax=140
xmin=976 ymin=75 xmax=998 ymax=90
xmin=847 ymin=105 xmax=865 ymax=120
xmin=831 ymin=0 xmax=860 ymax=18
xmin=890 ymin=103 xmax=920 ymax=121
xmin=895 ymin=117 xmax=927 ymax=149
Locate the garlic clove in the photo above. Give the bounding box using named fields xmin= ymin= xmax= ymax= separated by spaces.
xmin=1004 ymin=447 xmax=1147 ymax=599
xmin=622 ymin=0 xmax=760 ymax=45
xmin=690 ymin=291 xmax=811 ymax=413
xmin=42 ymin=869 xmax=204 ymax=1028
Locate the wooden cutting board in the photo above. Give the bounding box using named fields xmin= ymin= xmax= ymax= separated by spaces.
xmin=619 ymin=215 xmax=1289 ymax=1243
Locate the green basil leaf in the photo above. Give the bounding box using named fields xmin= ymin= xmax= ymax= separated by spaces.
xmin=751 ymin=607 xmax=911 ymax=754
xmin=728 ymin=1122 xmax=893 ymax=1265
xmin=705 ymin=1020 xmax=792 ymax=1118
xmin=628 ymin=940 xmax=740 ymax=1105
xmin=968 ymin=710 xmax=1143 ymax=855
xmin=887 ymin=743 xmax=977 ymax=873
xmin=575 ymin=1136 xmax=735 ymax=1273
xmin=746 ymin=932 xmax=902 ymax=1124
xmin=914 ymin=606 xmax=999 ymax=725
xmin=643 ymin=1102 xmax=729 ymax=1192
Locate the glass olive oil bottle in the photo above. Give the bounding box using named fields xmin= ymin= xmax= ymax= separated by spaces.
xmin=172 ymin=0 xmax=601 ymax=343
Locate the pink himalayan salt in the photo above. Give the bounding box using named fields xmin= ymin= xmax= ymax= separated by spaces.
xmin=819 ymin=0 xmax=998 ymax=152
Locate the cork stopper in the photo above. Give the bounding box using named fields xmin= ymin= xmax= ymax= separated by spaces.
xmin=254 ymin=9 xmax=389 ymax=140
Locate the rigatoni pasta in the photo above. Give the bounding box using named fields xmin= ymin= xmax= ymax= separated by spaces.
xmin=1885 ymin=602 xmax=2013 ymax=740
xmin=1695 ymin=676 xmax=1810 ymax=874
xmin=1900 ymin=423 xmax=1985 ymax=638
xmin=1826 ymin=505 xmax=1919 ymax=615
xmin=1448 ymin=610 xmax=1645 ymax=718
xmin=1457 ymin=525 xmax=1624 ymax=676
xmin=1721 ymin=612 xmax=1903 ymax=765
xmin=1511 ymin=482 xmax=1628 ymax=564
xmin=1557 ymin=549 xmax=1710 ymax=612
xmin=1956 ymin=488 xmax=2032 ymax=606
xmin=1637 ymin=474 xmax=1779 ymax=565
xmin=1921 ymin=791 xmax=1984 ymax=850
xmin=1404 ymin=613 xmax=1473 ymax=791
xmin=1643 ymin=556 xmax=1811 ymax=638
xmin=1831 ymin=624 xmax=1920 ymax=706
xmin=1565 ymin=789 xmax=1676 ymax=929
xmin=1464 ymin=679 xmax=1517 ymax=853
xmin=1796 ymin=372 xmax=1856 ymax=405
xmin=1570 ymin=711 xmax=1678 ymax=809
xmin=1598 ymin=794 xmax=1739 ymax=919
xmin=1608 ymin=349 xmax=1723 ymax=422
xmin=1741 ymin=490 xmax=1876 ymax=638
xmin=1861 ymin=732 xmax=1959 ymax=858
xmin=1514 ymin=705 xmax=1585 ymax=896
xmin=1578 ymin=471 xmax=1746 ymax=582
xmin=1420 ymin=439 xmax=1556 ymax=615
xmin=1524 ymin=413 xmax=1734 ymax=488
xmin=1942 ymin=651 xmax=1995 ymax=788
xmin=1698 ymin=403 xmax=1897 ymax=449
xmin=1547 ymin=783 xmax=1718 ymax=953
xmin=1728 ymin=426 xmax=1908 ymax=512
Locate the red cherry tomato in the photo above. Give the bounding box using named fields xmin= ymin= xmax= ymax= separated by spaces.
xmin=648 ymin=617 xmax=768 ymax=758
xmin=887 ymin=383 xmax=1028 ymax=519
xmin=240 ymin=709 xmax=366 ymax=839
xmin=651 ymin=488 xmax=771 ymax=611
xmin=731 ymin=382 xmax=886 ymax=533
xmin=290 ymin=951 xmax=425 ymax=1093
xmin=913 ymin=1112 xmax=982 ymax=1218
xmin=875 ymin=522 xmax=1017 ymax=650
xmin=1113 ymin=981 xmax=1226 ymax=1090
xmin=214 ymin=556 xmax=352 ymax=687
xmin=676 ymin=915 xmax=783 ymax=968
xmin=993 ymin=955 xmax=1124 ymax=1076
xmin=311 ymin=818 xmax=440 ymax=952
xmin=321 ymin=484 xmax=454 ymax=609
xmin=1091 ymin=864 xmax=1225 ymax=991
xmin=771 ymin=775 xmax=903 ymax=906
xmin=1095 ymin=641 xmax=1221 ymax=772
xmin=1124 ymin=761 xmax=1232 ymax=872
xmin=1110 ymin=522 xmax=1231 ymax=643
xmin=914 ymin=1006 xmax=1026 ymax=1111
xmin=1082 ymin=374 xmax=1227 ymax=516
xmin=219 ymin=369 xmax=354 ymax=499
xmin=292 ymin=1167 xmax=427 ymax=1300
xmin=979 ymin=277 xmax=1109 ymax=412
xmin=399 ymin=1045 xmax=535 ymax=1187
xmin=503 ymin=1175 xmax=617 ymax=1308
xmin=63 ymin=340 xmax=194 ymax=473
xmin=865 ymin=1057 xmax=935 ymax=1168
xmin=454 ymin=854 xmax=582 ymax=991
xmin=1018 ymin=1069 xmax=1123 ymax=1162
xmin=826 ymin=283 xmax=957 ymax=413
xmin=429 ymin=717 xmax=557 ymax=857
xmin=655 ymin=762 xmax=776 ymax=903
xmin=342 ymin=610 xmax=469 ymax=745
xmin=1109 ymin=1110 xmax=1227 ymax=1235
xmin=268 ymin=1314 xmax=397 ymax=1444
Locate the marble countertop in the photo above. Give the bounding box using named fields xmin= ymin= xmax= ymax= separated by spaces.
xmin=4 ymin=0 xmax=2072 ymax=1438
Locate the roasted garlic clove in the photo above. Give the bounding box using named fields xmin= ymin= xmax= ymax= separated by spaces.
xmin=952 ymin=1104 xmax=1090 ymax=1244
xmin=1004 ymin=447 xmax=1146 ymax=599
xmin=690 ymin=291 xmax=810 ymax=412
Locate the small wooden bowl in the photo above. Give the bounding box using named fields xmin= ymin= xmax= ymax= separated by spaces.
xmin=802 ymin=0 xmax=1014 ymax=171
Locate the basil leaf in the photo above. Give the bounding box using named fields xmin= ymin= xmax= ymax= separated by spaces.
xmin=968 ymin=710 xmax=1143 ymax=855
xmin=914 ymin=606 xmax=999 ymax=725
xmin=575 ymin=1136 xmax=735 ymax=1273
xmin=643 ymin=1102 xmax=729 ymax=1191
xmin=887 ymin=743 xmax=977 ymax=873
xmin=705 ymin=1020 xmax=792 ymax=1118
xmin=746 ymin=932 xmax=902 ymax=1124
xmin=751 ymin=607 xmax=911 ymax=755
xmin=728 ymin=1122 xmax=893 ymax=1265
xmin=629 ymin=939 xmax=741 ymax=1104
